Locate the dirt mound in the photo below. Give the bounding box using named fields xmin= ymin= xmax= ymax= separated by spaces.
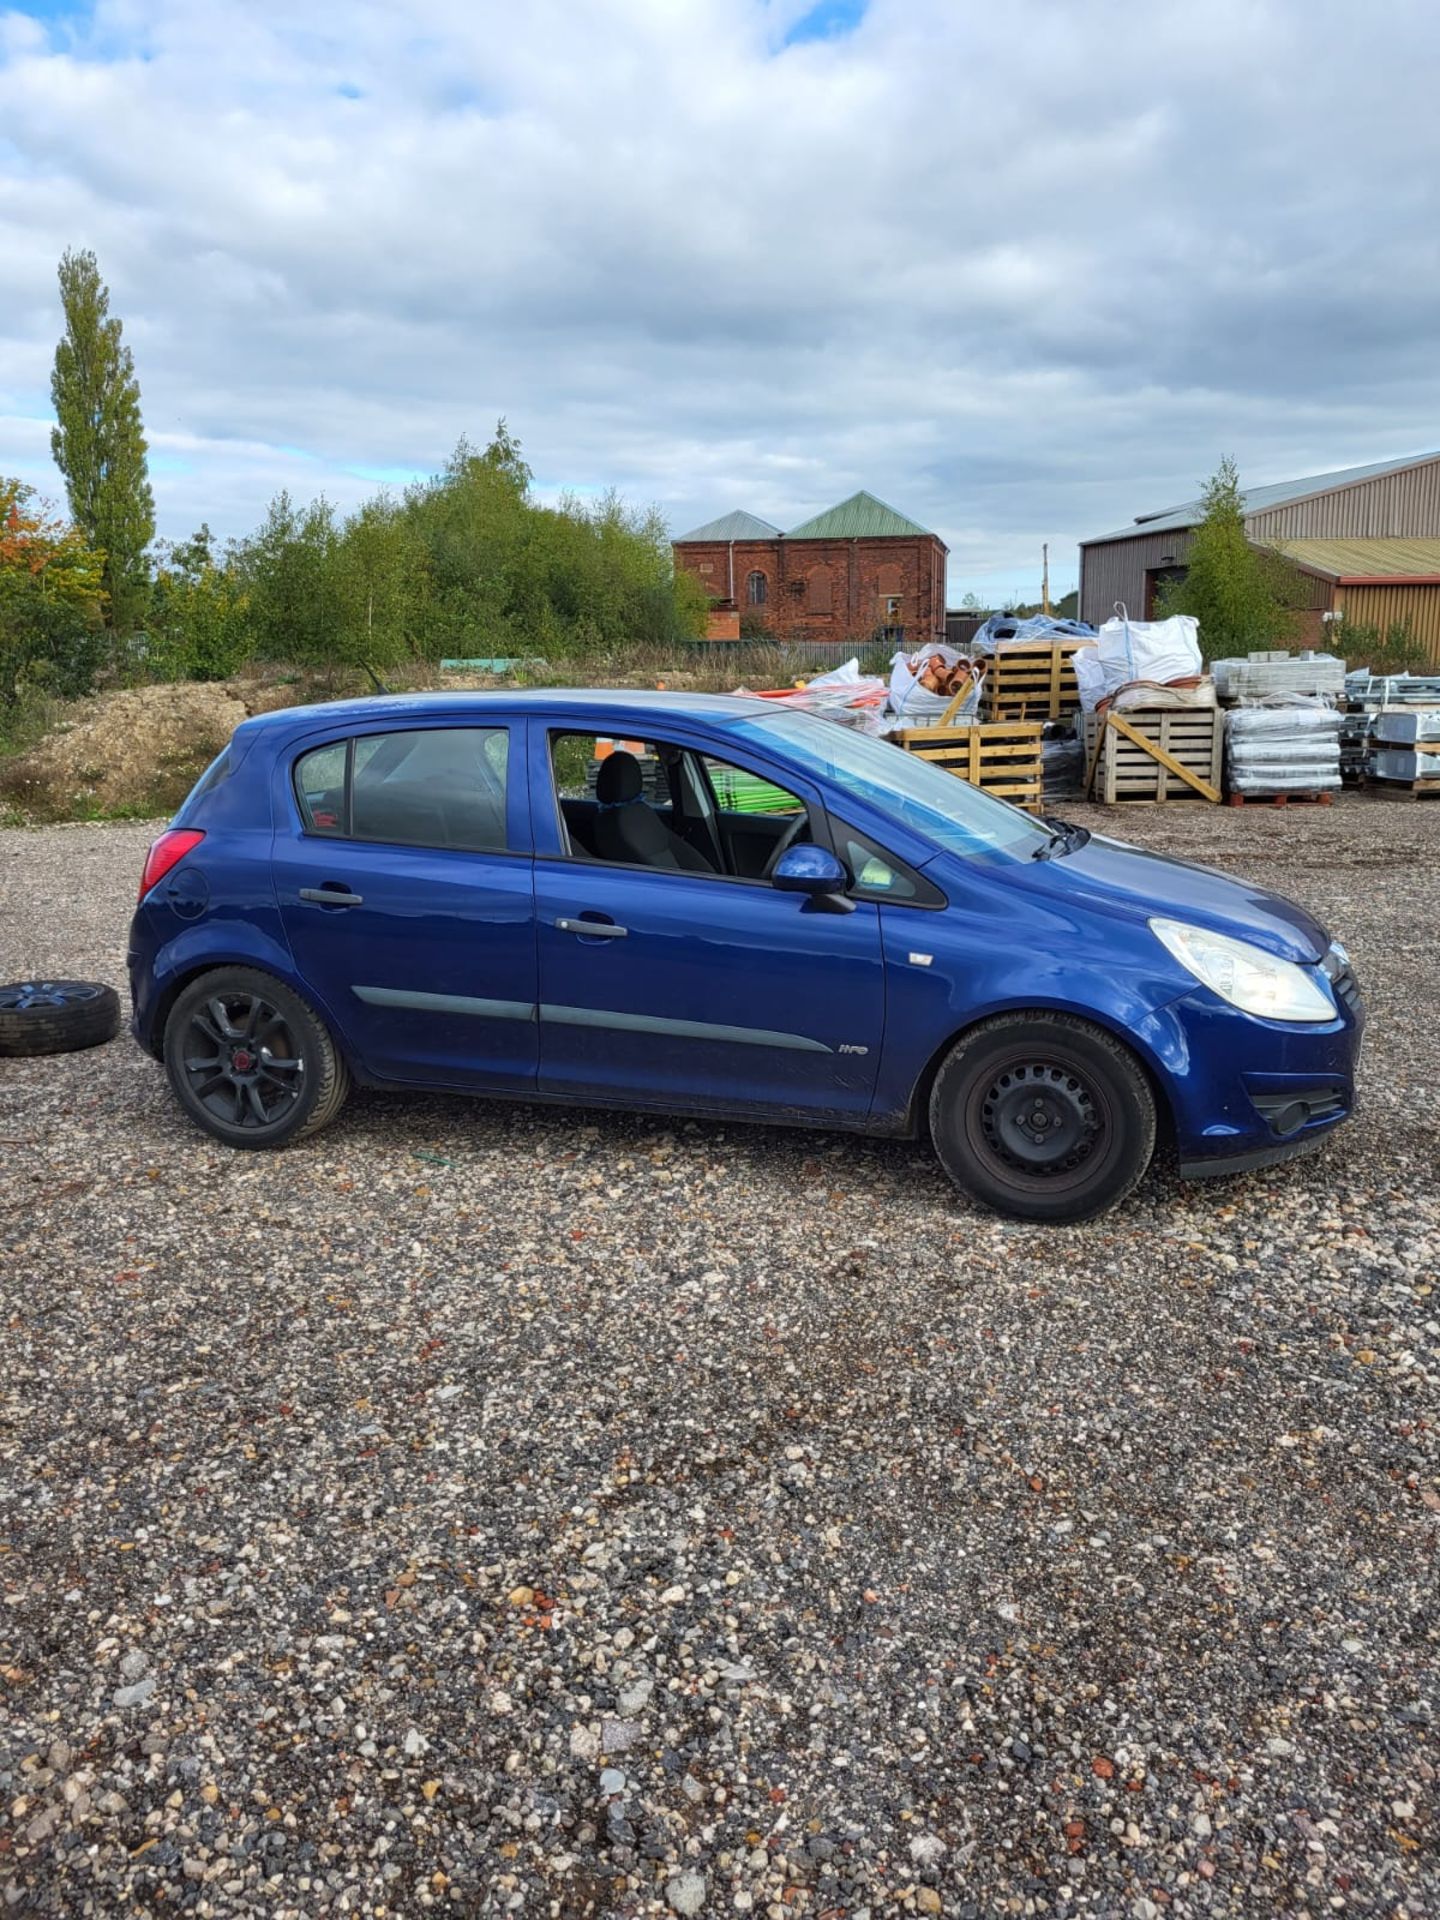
xmin=0 ymin=683 xmax=252 ymax=822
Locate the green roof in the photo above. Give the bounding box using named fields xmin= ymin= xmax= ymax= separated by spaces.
xmin=786 ymin=490 xmax=937 ymax=541
xmin=674 ymin=509 xmax=783 ymax=543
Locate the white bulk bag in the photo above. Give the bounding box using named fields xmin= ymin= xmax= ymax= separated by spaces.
xmin=1081 ymin=608 xmax=1202 ymax=709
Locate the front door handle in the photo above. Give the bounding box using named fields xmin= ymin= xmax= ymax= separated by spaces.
xmin=555 ymin=916 xmax=628 ymax=939
xmin=300 ymin=886 xmax=365 ymax=908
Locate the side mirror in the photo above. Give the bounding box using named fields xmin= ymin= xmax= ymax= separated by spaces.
xmin=772 ymin=844 xmax=855 ymax=912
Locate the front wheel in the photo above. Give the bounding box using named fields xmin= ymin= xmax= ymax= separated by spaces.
xmin=163 ymin=967 xmax=350 ymax=1149
xmin=928 ymin=1013 xmax=1156 ymax=1223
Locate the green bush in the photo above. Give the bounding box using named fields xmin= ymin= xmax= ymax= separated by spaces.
xmin=1335 ymin=618 xmax=1425 ymax=678
xmin=146 ymin=527 xmax=253 ymax=681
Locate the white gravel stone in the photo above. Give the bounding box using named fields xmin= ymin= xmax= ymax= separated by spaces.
xmin=666 ymin=1869 xmax=707 ymax=1915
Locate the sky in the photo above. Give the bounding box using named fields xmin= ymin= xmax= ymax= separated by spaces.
xmin=2 ymin=0 xmax=1438 ymax=607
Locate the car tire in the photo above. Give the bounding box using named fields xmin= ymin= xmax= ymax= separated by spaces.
xmin=163 ymin=966 xmax=350 ymax=1150
xmin=0 ymin=981 xmax=121 ymax=1058
xmin=929 ymin=1012 xmax=1157 ymax=1223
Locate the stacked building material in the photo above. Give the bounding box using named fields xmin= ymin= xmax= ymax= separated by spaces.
xmin=1344 ymin=670 xmax=1440 ymax=706
xmin=1225 ymin=708 xmax=1343 ymax=797
xmin=1338 ymin=708 xmax=1375 ymax=784
xmin=1339 ymin=672 xmax=1440 ymax=782
xmin=1372 ymin=709 xmax=1440 ymax=788
xmin=1212 ymin=652 xmax=1346 ymax=703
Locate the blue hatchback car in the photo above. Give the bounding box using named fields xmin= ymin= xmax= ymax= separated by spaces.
xmin=128 ymin=690 xmax=1363 ymax=1222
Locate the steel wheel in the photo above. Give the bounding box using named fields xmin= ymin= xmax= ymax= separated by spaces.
xmin=929 ymin=1013 xmax=1157 ymax=1223
xmin=973 ymin=1056 xmax=1109 ymax=1186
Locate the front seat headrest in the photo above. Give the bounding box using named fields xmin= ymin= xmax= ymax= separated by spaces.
xmin=596 ymin=751 xmax=644 ymax=805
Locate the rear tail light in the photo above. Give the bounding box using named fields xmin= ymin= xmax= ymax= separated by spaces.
xmin=139 ymin=828 xmax=205 ymax=900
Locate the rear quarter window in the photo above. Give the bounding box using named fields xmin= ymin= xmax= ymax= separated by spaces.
xmin=294 ymin=741 xmax=348 ymax=835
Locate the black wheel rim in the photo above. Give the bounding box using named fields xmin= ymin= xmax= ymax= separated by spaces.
xmin=966 ymin=1054 xmax=1112 ymax=1191
xmin=180 ymin=991 xmax=305 ymax=1130
xmin=0 ymin=980 xmax=105 ymax=1011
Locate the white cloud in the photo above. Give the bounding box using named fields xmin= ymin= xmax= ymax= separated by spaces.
xmin=0 ymin=0 xmax=1437 ymax=600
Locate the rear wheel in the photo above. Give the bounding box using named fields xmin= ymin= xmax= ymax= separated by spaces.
xmin=163 ymin=967 xmax=349 ymax=1149
xmin=929 ymin=1013 xmax=1156 ymax=1223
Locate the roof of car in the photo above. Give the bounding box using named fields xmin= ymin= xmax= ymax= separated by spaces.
xmin=237 ymin=687 xmax=771 ymax=738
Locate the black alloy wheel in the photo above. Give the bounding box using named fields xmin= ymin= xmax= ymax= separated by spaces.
xmin=0 ymin=979 xmax=121 ymax=1057
xmin=163 ymin=966 xmax=349 ymax=1148
xmin=929 ymin=1013 xmax=1157 ymax=1223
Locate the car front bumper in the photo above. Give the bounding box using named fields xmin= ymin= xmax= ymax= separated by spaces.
xmin=1142 ymin=970 xmax=1364 ymax=1179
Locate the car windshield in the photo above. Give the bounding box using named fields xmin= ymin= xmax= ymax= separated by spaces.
xmin=736 ymin=711 xmax=1052 ymax=861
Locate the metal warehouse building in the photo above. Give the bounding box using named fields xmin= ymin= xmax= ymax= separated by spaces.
xmin=1078 ymin=451 xmax=1440 ymax=663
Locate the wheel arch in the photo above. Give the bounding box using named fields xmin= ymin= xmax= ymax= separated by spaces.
xmin=902 ymin=1001 xmax=1179 ymax=1151
xmin=144 ymin=950 xmax=354 ymax=1075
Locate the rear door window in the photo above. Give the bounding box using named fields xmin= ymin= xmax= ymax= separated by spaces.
xmin=293 ymin=728 xmax=511 ymax=852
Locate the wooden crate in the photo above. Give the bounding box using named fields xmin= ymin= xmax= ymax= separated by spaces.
xmin=893 ymin=717 xmax=1044 ymax=811
xmin=1082 ymin=706 xmax=1224 ymax=803
xmin=981 ymin=641 xmax=1093 ymax=721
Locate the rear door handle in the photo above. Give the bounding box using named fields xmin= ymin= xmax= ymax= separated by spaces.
xmin=555 ymin=917 xmax=627 ymax=938
xmin=300 ymin=886 xmax=365 ymax=908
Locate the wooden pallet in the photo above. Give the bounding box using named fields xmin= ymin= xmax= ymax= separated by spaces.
xmin=981 ymin=641 xmax=1092 ymax=722
xmin=1226 ymin=790 xmax=1335 ymax=808
xmin=1083 ymin=707 xmax=1223 ymax=804
xmin=1367 ymin=777 xmax=1440 ymax=801
xmin=893 ymin=705 xmax=1043 ymax=812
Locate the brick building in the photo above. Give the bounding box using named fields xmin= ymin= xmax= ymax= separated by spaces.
xmin=674 ymin=492 xmax=948 ymax=651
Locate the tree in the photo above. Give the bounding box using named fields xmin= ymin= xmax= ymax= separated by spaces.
xmin=1158 ymin=456 xmax=1298 ymax=656
xmin=0 ymin=478 xmax=107 ymax=702
xmin=331 ymin=496 xmax=430 ymax=678
xmin=233 ymin=492 xmax=341 ymax=668
xmin=50 ymin=247 xmax=155 ymax=634
xmin=148 ymin=526 xmax=252 ymax=682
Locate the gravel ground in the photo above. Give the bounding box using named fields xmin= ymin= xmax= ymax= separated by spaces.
xmin=2 ymin=798 xmax=1437 ymax=1919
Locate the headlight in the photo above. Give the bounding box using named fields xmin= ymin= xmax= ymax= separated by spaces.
xmin=1150 ymin=917 xmax=1336 ymax=1023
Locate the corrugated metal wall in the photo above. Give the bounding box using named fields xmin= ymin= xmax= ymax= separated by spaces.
xmin=1337 ymin=584 xmax=1440 ymax=664
xmin=1248 ymin=458 xmax=1440 ymax=539
xmin=1081 ymin=458 xmax=1440 ymax=638
xmin=1079 ymin=530 xmax=1192 ymax=625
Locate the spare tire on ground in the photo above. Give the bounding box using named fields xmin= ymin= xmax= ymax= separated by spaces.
xmin=0 ymin=981 xmax=122 ymax=1057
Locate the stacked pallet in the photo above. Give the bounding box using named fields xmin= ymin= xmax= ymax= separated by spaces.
xmin=893 ymin=717 xmax=1044 ymax=812
xmin=1082 ymin=706 xmax=1224 ymax=804
xmin=981 ymin=641 xmax=1093 ymax=722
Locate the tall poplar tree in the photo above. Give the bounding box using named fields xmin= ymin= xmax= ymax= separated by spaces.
xmin=50 ymin=248 xmax=155 ymax=632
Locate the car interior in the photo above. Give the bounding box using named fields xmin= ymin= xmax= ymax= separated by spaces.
xmin=551 ymin=733 xmax=812 ymax=881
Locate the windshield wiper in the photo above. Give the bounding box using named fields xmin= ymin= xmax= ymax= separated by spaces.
xmin=1032 ymin=816 xmax=1090 ymax=860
